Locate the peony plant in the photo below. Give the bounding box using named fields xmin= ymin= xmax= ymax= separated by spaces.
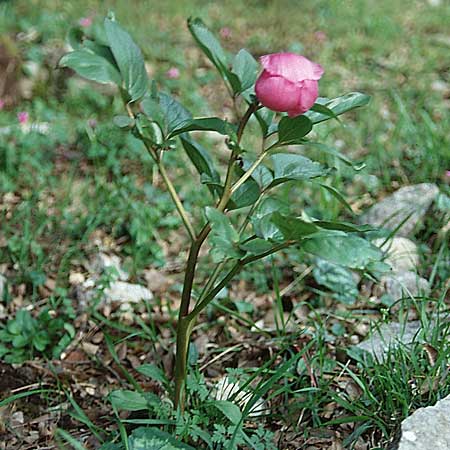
xmin=60 ymin=14 xmax=383 ymax=410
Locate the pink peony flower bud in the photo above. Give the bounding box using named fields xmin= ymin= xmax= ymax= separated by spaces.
xmin=166 ymin=67 xmax=180 ymax=79
xmin=255 ymin=53 xmax=324 ymax=117
xmin=219 ymin=27 xmax=232 ymax=39
xmin=0 ymin=99 xmax=5 ymax=110
xmin=17 ymin=111 xmax=29 ymax=124
xmin=79 ymin=17 xmax=93 ymax=28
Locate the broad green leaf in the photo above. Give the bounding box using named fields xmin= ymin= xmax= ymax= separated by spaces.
xmin=167 ymin=117 xmax=236 ymax=139
xmin=270 ymin=153 xmax=327 ymax=187
xmin=187 ymin=18 xmax=240 ymax=91
xmin=271 ymin=213 xmax=320 ymax=240
xmin=240 ymin=238 xmax=274 ymax=255
xmin=180 ymin=135 xmax=220 ymax=192
xmin=250 ymin=198 xmax=287 ymax=241
xmin=135 ymin=114 xmax=163 ymax=145
xmin=128 ymin=427 xmax=194 ymax=450
xmin=33 ymin=331 xmax=50 ymax=351
xmin=104 ymin=18 xmax=148 ymax=102
xmin=305 ymin=92 xmax=370 ymax=124
xmin=242 ymin=159 xmax=273 ymax=189
xmin=158 ymin=93 xmax=192 ymax=134
xmin=231 ymin=49 xmax=259 ymax=93
xmin=136 ymin=364 xmax=167 ymax=384
xmin=302 ymin=234 xmax=383 ymax=270
xmin=113 ymin=115 xmax=135 ymax=129
xmin=110 ymin=390 xmax=151 ymax=411
xmin=205 ymin=207 xmax=243 ymax=263
xmin=310 ymin=103 xmax=340 ymax=121
xmin=59 ymin=50 xmax=121 ymax=85
xmin=83 ymin=40 xmax=118 ymax=67
xmin=229 ymin=171 xmax=260 ymax=210
xmin=313 ymin=258 xmax=359 ymax=304
xmin=312 ymin=220 xmax=374 ymax=233
xmin=211 ymin=400 xmax=242 ymax=425
xmin=12 ymin=335 xmax=28 ymax=349
xmin=277 ymin=115 xmax=313 ymax=145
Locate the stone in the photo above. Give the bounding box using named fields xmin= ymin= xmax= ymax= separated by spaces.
xmin=361 ymin=183 xmax=439 ymax=236
xmin=90 ymin=253 xmax=129 ymax=281
xmin=373 ymin=237 xmax=419 ymax=273
xmin=398 ymin=395 xmax=450 ymax=450
xmin=378 ymin=271 xmax=430 ymax=301
xmin=356 ymin=321 xmax=422 ymax=359
xmin=104 ymin=281 xmax=153 ymax=304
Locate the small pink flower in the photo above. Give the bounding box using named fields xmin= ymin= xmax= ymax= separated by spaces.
xmin=446 ymin=170 xmax=450 ymax=177
xmin=79 ymin=17 xmax=93 ymax=28
xmin=88 ymin=118 xmax=97 ymax=128
xmin=219 ymin=27 xmax=232 ymax=39
xmin=255 ymin=52 xmax=324 ymax=117
xmin=166 ymin=67 xmax=180 ymax=79
xmin=17 ymin=111 xmax=29 ymax=124
xmin=0 ymin=99 xmax=5 ymax=110
xmin=314 ymin=31 xmax=327 ymax=43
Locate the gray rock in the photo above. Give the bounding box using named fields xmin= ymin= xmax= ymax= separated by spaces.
xmin=362 ymin=184 xmax=439 ymax=236
xmin=356 ymin=321 xmax=422 ymax=359
xmin=90 ymin=253 xmax=129 ymax=281
xmin=104 ymin=281 xmax=153 ymax=304
xmin=378 ymin=271 xmax=430 ymax=301
xmin=398 ymin=395 xmax=450 ymax=450
xmin=373 ymin=237 xmax=420 ymax=273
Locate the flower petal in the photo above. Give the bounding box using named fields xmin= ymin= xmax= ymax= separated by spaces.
xmin=255 ymin=71 xmax=302 ymax=112
xmin=287 ymin=80 xmax=319 ymax=117
xmin=260 ymin=53 xmax=323 ymax=83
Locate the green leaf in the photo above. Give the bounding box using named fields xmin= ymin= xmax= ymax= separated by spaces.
xmin=313 ymin=258 xmax=359 ymax=304
xmin=104 ymin=18 xmax=148 ymax=102
xmin=239 ymin=238 xmax=274 ymax=255
xmin=136 ymin=364 xmax=167 ymax=384
xmin=205 ymin=207 xmax=244 ymax=263
xmin=302 ymin=234 xmax=383 ymax=270
xmin=231 ymin=49 xmax=259 ymax=93
xmin=305 ymin=141 xmax=365 ymax=170
xmin=211 ymin=400 xmax=242 ymax=425
xmin=255 ymin=108 xmax=276 ymax=137
xmin=318 ymin=183 xmax=354 ymax=214
xmin=305 ymin=92 xmax=370 ymax=124
xmin=12 ymin=334 xmax=28 ymax=349
xmin=158 ymin=93 xmax=192 ymax=135
xmin=128 ymin=427 xmax=194 ymax=450
xmin=270 ymin=153 xmax=328 ymax=187
xmin=229 ymin=171 xmax=260 ymax=210
xmin=310 ymin=103 xmax=340 ymax=122
xmin=271 ymin=213 xmax=320 ymax=240
xmin=135 ymin=114 xmax=163 ymax=145
xmin=277 ymin=115 xmax=313 ymax=145
xmin=167 ymin=117 xmax=236 ymax=139
xmin=33 ymin=331 xmax=50 ymax=351
xmin=250 ymin=198 xmax=287 ymax=241
xmin=242 ymin=158 xmax=273 ymax=189
xmin=113 ymin=115 xmax=135 ymax=129
xmin=180 ymin=136 xmax=220 ymax=196
xmin=187 ymin=17 xmax=240 ymax=92
xmin=110 ymin=390 xmax=152 ymax=411
xmin=59 ymin=50 xmax=122 ymax=85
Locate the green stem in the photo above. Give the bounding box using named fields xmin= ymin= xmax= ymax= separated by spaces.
xmin=173 ymin=101 xmax=258 ymax=411
xmin=157 ymin=159 xmax=196 ymax=242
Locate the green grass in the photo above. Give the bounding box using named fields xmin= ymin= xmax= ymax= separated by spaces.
xmin=0 ymin=0 xmax=449 ymax=448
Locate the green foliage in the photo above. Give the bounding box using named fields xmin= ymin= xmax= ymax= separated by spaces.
xmin=0 ymin=305 xmax=75 ymax=363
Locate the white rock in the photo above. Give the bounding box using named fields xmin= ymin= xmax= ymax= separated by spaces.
xmin=373 ymin=237 xmax=420 ymax=273
xmin=356 ymin=321 xmax=422 ymax=359
xmin=362 ymin=184 xmax=439 ymax=236
xmin=90 ymin=253 xmax=129 ymax=281
xmin=380 ymin=271 xmax=430 ymax=301
xmin=215 ymin=376 xmax=267 ymax=417
xmin=398 ymin=395 xmax=450 ymax=450
xmin=104 ymin=281 xmax=153 ymax=304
